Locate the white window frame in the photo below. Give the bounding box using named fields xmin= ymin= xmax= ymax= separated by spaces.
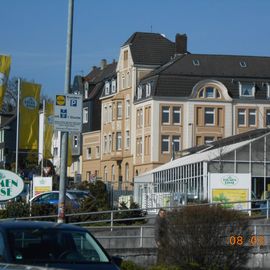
xmin=84 ymin=82 xmax=89 ymax=99
xmin=266 ymin=109 xmax=270 ymax=126
xmin=86 ymin=147 xmax=91 ymax=160
xmin=162 ymin=106 xmax=170 ymax=124
xmin=108 ymin=134 xmax=112 ymax=152
xmin=204 ymin=136 xmax=215 ymax=144
xmin=248 ymin=109 xmax=256 ymax=126
xmin=125 ymin=130 xmax=130 ymax=149
xmin=239 ymin=82 xmax=255 ymax=97
xmin=173 ymin=106 xmax=181 ymax=125
xmin=112 ymin=79 xmax=116 ymax=93
xmin=116 ymin=132 xmax=122 ymax=150
xmin=96 ymin=146 xmax=100 ymax=158
xmin=122 ymin=73 xmax=125 ymax=89
xmin=108 ymin=105 xmax=112 ymax=122
xmin=117 ymin=101 xmax=122 ymax=119
xmin=146 ymin=83 xmax=151 ymax=97
xmin=126 ymin=99 xmax=130 ymax=118
xmin=204 ymin=108 xmax=215 ymax=125
xmin=205 ymin=87 xmax=214 ymax=98
xmin=137 ymin=86 xmax=142 ymax=99
xmin=105 ymin=81 xmax=110 ymax=95
xmin=104 ymin=135 xmax=107 ymax=153
xmin=83 ymin=107 xmax=88 ymax=123
xmin=172 ymin=136 xmax=181 ymax=152
xmin=238 ymin=108 xmax=246 ymax=126
xmin=161 ymin=135 xmax=170 ymax=153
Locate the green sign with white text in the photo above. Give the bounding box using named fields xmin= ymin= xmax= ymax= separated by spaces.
xmin=0 ymin=170 xmax=24 ymax=201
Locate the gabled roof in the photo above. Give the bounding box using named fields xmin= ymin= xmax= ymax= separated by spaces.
xmin=123 ymin=32 xmax=176 ymax=66
xmin=84 ymin=62 xmax=117 ymax=84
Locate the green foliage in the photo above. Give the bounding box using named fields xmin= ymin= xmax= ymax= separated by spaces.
xmin=31 ymin=203 xmax=57 ymax=217
xmin=148 ymin=265 xmax=182 ymax=270
xmin=159 ymin=205 xmax=251 ymax=270
xmin=6 ymin=201 xmax=30 ymax=218
xmin=120 ymin=260 xmax=144 ymax=270
xmin=80 ymin=180 xmax=110 ymax=211
xmin=116 ymin=201 xmax=146 ymax=225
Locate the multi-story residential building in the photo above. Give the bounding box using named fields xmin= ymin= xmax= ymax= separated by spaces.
xmin=81 ymin=60 xmax=117 ymax=183
xmin=134 ymin=52 xmax=270 ymax=174
xmin=80 ymin=31 xmax=270 ymax=194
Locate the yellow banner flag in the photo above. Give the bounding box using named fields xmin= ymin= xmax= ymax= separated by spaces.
xmin=19 ymin=81 xmax=41 ymax=150
xmin=0 ymin=55 xmax=11 ymax=110
xmin=44 ymin=102 xmax=54 ymax=159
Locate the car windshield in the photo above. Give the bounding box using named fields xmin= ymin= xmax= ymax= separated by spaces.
xmin=7 ymin=228 xmax=109 ymax=264
xmin=68 ymin=191 xmax=90 ymax=200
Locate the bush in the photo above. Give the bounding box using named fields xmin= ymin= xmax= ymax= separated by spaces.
xmin=159 ymin=205 xmax=251 ymax=270
xmin=115 ymin=202 xmax=146 ymax=225
xmin=6 ymin=201 xmax=30 ymax=218
xmin=148 ymin=265 xmax=182 ymax=270
xmin=121 ymin=260 xmax=144 ymax=270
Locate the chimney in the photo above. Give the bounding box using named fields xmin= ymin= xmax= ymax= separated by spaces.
xmin=100 ymin=59 xmax=107 ymax=70
xmin=175 ymin=34 xmax=187 ymax=54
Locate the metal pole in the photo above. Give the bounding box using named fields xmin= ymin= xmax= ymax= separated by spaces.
xmin=15 ymin=78 xmax=20 ymax=174
xmin=41 ymin=99 xmax=45 ymax=176
xmin=57 ymin=0 xmax=74 ymax=223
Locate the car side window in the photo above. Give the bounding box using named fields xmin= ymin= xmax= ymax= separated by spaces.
xmin=0 ymin=232 xmax=5 ymax=261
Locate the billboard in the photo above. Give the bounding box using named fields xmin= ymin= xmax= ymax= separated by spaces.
xmin=33 ymin=177 xmax=52 ymax=197
xmin=209 ymin=173 xmax=251 ymax=210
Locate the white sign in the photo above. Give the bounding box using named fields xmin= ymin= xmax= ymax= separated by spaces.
xmin=54 ymin=94 xmax=82 ymax=132
xmin=0 ymin=170 xmax=24 ymax=201
xmin=209 ymin=173 xmax=251 ymax=211
xmin=33 ymin=176 xmax=52 ymax=197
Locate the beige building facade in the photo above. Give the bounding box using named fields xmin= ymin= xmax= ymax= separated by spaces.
xmin=81 ymin=32 xmax=270 ymax=192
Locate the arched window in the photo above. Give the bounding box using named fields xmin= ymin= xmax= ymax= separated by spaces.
xmin=198 ymin=86 xmax=221 ymax=99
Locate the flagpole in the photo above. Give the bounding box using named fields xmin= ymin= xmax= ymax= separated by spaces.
xmin=15 ymin=78 xmax=20 ymax=174
xmin=41 ymin=99 xmax=45 ymax=176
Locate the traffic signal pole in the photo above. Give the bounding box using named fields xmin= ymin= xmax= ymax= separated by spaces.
xmin=57 ymin=0 xmax=74 ymax=223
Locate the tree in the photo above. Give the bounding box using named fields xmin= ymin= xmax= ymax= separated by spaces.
xmin=160 ymin=205 xmax=251 ymax=269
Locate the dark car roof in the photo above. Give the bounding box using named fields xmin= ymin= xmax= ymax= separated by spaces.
xmin=0 ymin=220 xmax=86 ymax=231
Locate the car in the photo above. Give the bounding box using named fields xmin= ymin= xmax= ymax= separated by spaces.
xmin=29 ymin=190 xmax=94 ymax=209
xmin=0 ymin=220 xmax=121 ymax=270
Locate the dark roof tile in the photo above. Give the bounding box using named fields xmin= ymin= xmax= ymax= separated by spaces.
xmin=123 ymin=32 xmax=176 ymax=65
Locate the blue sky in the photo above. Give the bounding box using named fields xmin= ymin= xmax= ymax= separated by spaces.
xmin=2 ymin=0 xmax=270 ymax=98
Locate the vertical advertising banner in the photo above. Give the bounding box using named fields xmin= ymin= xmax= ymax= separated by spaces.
xmin=0 ymin=55 xmax=11 ymax=110
xmin=44 ymin=103 xmax=54 ymax=159
xmin=209 ymin=173 xmax=251 ymax=211
xmin=19 ymin=81 xmax=41 ymax=150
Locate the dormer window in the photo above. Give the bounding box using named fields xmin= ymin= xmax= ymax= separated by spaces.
xmin=84 ymin=82 xmax=89 ymax=99
xmin=240 ymin=61 xmax=247 ymax=68
xmin=111 ymin=79 xmax=116 ymax=93
xmin=239 ymin=82 xmax=255 ymax=97
xmin=105 ymin=81 xmax=110 ymax=95
xmin=146 ymin=83 xmax=151 ymax=97
xmin=198 ymin=86 xmax=221 ymax=99
xmin=193 ymin=59 xmax=200 ymax=66
xmin=137 ymin=86 xmax=142 ymax=99
xmin=264 ymin=83 xmax=270 ymax=99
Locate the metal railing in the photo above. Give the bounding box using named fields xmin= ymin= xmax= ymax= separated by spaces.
xmin=8 ymin=198 xmax=270 ymax=227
